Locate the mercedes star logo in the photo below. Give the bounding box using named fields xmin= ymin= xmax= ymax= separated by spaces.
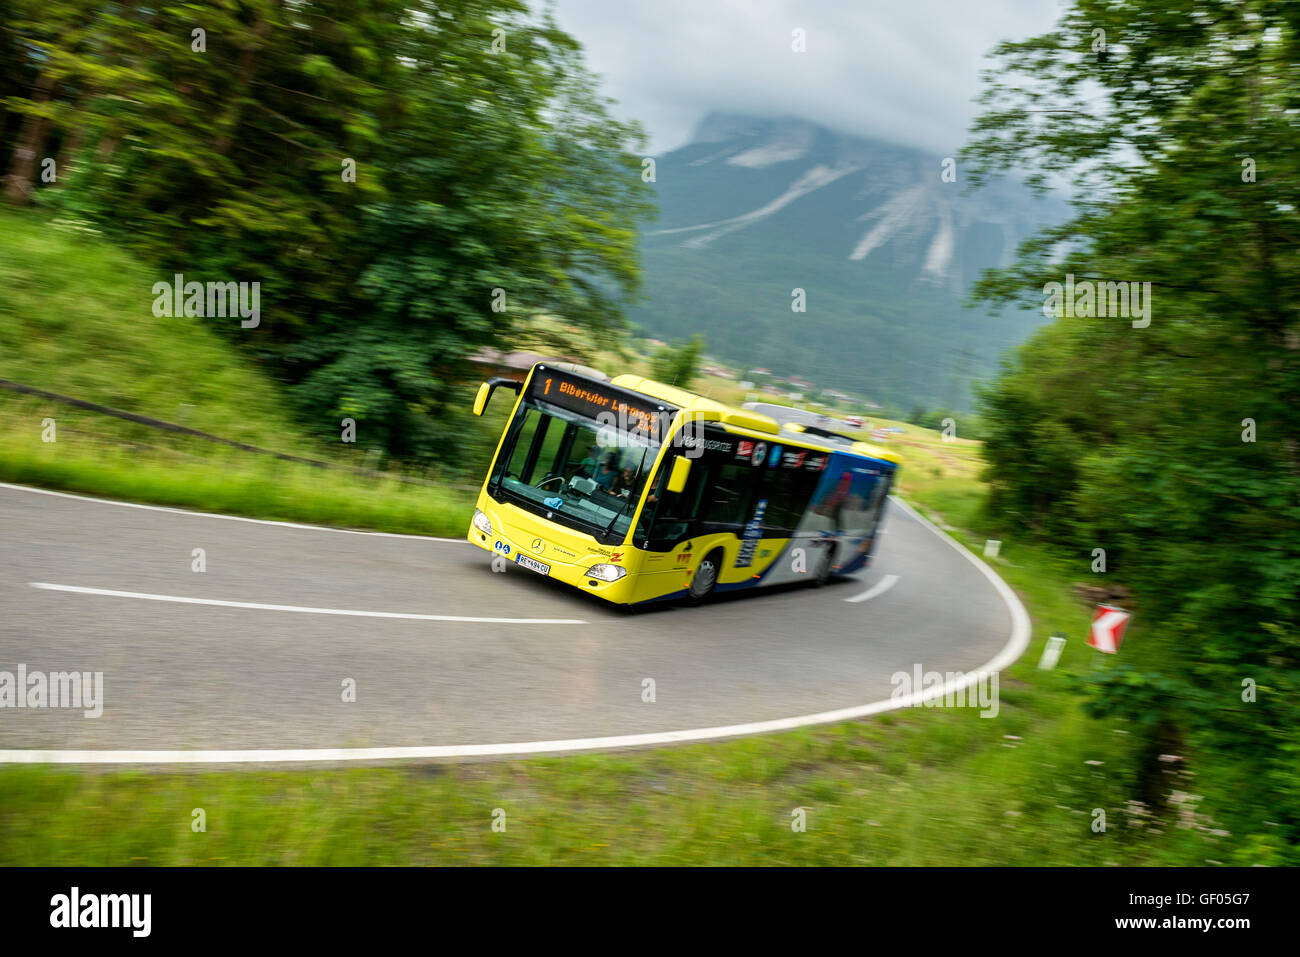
xmin=531 ymin=538 xmax=545 ymax=553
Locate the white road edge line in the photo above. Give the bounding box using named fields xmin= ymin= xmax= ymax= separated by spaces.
xmin=845 ymin=573 xmax=900 ymax=604
xmin=29 ymin=582 xmax=585 ymax=625
xmin=0 ymin=482 xmax=468 ymax=542
xmin=1 ymin=495 xmax=1031 ymax=764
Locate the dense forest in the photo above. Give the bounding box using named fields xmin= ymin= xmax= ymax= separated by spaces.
xmin=964 ymin=0 xmax=1299 ymax=856
xmin=0 ymin=0 xmax=654 ymax=458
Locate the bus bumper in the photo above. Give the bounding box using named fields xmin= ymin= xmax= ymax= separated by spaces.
xmin=466 ymin=498 xmax=640 ymax=604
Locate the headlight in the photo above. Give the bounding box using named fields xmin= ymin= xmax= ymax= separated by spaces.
xmin=472 ymin=509 xmax=493 ymax=536
xmin=584 ymin=563 xmax=627 ymax=582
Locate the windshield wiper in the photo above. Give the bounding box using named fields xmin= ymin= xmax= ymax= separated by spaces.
xmin=600 ymin=497 xmax=633 ymax=542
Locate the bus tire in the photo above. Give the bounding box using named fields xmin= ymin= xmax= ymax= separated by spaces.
xmin=814 ymin=544 xmax=835 ymax=586
xmin=686 ymin=549 xmax=723 ymax=605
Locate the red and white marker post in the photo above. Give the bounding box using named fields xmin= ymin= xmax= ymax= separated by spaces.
xmin=1088 ymin=604 xmax=1131 ymax=654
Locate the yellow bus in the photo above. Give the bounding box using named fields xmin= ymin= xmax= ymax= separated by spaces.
xmin=467 ymin=361 xmax=901 ymax=605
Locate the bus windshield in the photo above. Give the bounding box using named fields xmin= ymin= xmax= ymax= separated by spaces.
xmin=490 ymin=398 xmax=661 ymax=543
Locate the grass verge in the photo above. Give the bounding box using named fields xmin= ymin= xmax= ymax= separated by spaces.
xmin=0 ymin=398 xmax=477 ymax=537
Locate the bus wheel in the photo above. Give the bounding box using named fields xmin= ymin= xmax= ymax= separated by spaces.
xmin=686 ymin=550 xmax=722 ymax=604
xmin=814 ymin=546 xmax=835 ymax=586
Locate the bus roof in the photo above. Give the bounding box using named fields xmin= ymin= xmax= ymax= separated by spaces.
xmin=603 ymin=370 xmax=902 ymax=466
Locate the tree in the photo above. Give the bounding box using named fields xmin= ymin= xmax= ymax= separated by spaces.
xmin=649 ymin=335 xmax=706 ymax=389
xmin=3 ymin=0 xmax=400 ymax=325
xmin=2 ymin=1 xmax=654 ymax=461
xmin=964 ymin=0 xmax=1300 ymax=861
xmin=286 ymin=2 xmax=654 ymax=458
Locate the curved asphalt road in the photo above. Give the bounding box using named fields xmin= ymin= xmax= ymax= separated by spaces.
xmin=0 ymin=482 xmax=1028 ymax=763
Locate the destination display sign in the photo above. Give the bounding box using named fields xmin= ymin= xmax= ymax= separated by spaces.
xmin=529 ymin=368 xmax=676 ymax=439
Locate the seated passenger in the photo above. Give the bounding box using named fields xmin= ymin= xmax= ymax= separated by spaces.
xmin=577 ymin=445 xmax=600 ymax=477
xmin=612 ymin=465 xmax=637 ymax=497
xmin=593 ymin=454 xmax=619 ymax=491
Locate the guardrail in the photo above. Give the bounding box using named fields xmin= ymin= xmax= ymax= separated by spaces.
xmin=0 ymin=378 xmax=441 ymax=487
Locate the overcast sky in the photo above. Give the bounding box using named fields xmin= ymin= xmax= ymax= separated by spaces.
xmin=548 ymin=0 xmax=1067 ymax=156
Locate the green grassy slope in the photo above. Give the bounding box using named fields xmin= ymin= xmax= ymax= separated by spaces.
xmin=0 ymin=208 xmax=315 ymax=450
xmin=0 ymin=209 xmax=489 ymax=533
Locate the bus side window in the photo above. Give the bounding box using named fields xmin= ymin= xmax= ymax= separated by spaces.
xmin=760 ymin=462 xmax=818 ymax=535
xmin=866 ymin=473 xmax=891 ymax=530
xmin=642 ymin=455 xmax=708 ymax=550
xmin=701 ymin=461 xmax=756 ymax=530
xmin=634 ymin=464 xmax=669 ymax=544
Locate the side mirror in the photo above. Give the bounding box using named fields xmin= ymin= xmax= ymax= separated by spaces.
xmin=471 ymin=377 xmax=522 ymax=417
xmin=472 ymin=382 xmax=491 ymax=417
xmin=667 ymin=455 xmax=691 ymax=494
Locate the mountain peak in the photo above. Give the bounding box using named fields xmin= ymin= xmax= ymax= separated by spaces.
xmin=689 ymin=112 xmax=816 ymax=144
xmin=686 ymin=112 xmax=928 ymax=171
xmin=632 ymin=114 xmax=1064 ymax=411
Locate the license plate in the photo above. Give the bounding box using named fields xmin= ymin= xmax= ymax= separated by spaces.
xmin=515 ymin=554 xmax=550 ymax=576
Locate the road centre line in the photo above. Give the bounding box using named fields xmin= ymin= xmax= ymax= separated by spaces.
xmin=29 ymin=582 xmax=585 ymax=625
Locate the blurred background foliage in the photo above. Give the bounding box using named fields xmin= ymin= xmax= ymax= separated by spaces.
xmin=648 ymin=334 xmax=706 ymax=390
xmin=0 ymin=0 xmax=653 ymax=460
xmin=963 ymin=0 xmax=1300 ymax=852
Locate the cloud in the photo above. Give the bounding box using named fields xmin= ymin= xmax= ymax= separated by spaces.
xmin=548 ymin=0 xmax=1066 ymax=154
